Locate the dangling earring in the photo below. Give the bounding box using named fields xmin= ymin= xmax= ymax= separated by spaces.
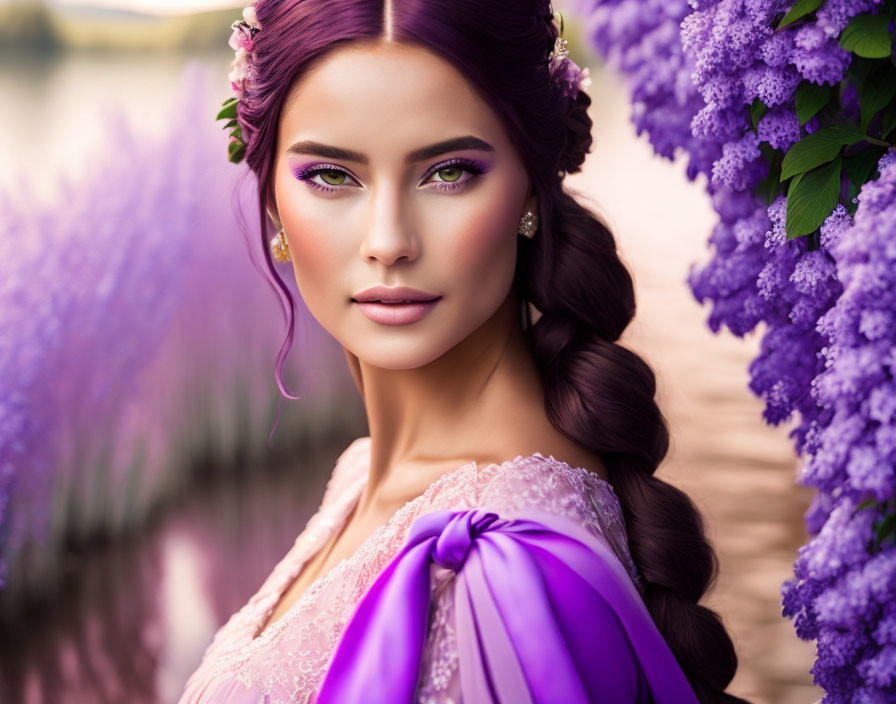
xmin=518 ymin=210 xmax=538 ymax=239
xmin=270 ymin=228 xmax=291 ymax=263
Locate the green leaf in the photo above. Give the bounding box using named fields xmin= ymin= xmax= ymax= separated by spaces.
xmin=223 ymin=118 xmax=238 ymax=129
xmin=756 ymin=164 xmax=782 ymax=205
xmin=216 ymin=100 xmax=239 ymax=121
xmin=755 ymin=143 xmax=782 ymax=204
xmin=231 ymin=124 xmax=242 ymax=141
xmin=750 ymin=97 xmax=769 ymax=131
xmin=228 ymin=139 xmax=246 ymax=164
xmin=759 ymin=142 xmax=779 ymax=162
xmin=785 ymin=170 xmax=804 ymax=209
xmin=853 ymin=497 xmax=880 ymax=515
xmin=794 ymin=81 xmax=831 ymax=126
xmin=858 ymin=63 xmax=896 ymax=133
xmin=786 ymin=154 xmax=843 ymax=239
xmin=873 ymin=512 xmax=896 ymax=551
xmin=776 ymin=0 xmax=824 ymax=29
xmin=844 ymin=146 xmax=884 ymax=191
xmin=780 ymin=125 xmax=866 ymax=180
xmin=882 ymin=101 xmax=896 ymax=140
xmin=845 ymin=54 xmax=876 ymax=93
xmin=840 ymin=13 xmax=893 ymax=58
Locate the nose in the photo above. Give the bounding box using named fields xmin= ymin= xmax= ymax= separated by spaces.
xmin=359 ymin=188 xmax=420 ymax=266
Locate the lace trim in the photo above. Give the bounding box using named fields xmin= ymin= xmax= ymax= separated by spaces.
xmin=414 ymin=450 xmax=645 ymax=703
xmin=526 ymin=452 xmax=645 ymax=594
xmin=249 ymin=455 xmax=476 ymax=647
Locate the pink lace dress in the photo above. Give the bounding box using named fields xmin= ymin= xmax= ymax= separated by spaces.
xmin=178 ymin=436 xmax=646 ymax=704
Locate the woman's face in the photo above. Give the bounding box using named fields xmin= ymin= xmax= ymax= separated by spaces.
xmin=272 ymin=41 xmax=536 ymax=370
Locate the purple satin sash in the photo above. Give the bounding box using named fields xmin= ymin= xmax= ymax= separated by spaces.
xmin=316 ymin=507 xmax=699 ymax=704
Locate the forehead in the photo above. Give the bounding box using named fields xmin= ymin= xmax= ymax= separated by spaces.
xmin=278 ymin=41 xmax=506 ymax=148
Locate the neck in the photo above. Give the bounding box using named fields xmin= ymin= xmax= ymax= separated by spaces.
xmin=344 ymin=289 xmax=550 ymax=517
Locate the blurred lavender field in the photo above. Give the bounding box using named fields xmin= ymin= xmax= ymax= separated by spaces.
xmin=0 ymin=54 xmax=364 ymax=600
xmin=0 ymin=10 xmax=822 ymax=703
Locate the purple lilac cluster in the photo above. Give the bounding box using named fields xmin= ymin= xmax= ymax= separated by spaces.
xmin=578 ymin=0 xmax=894 ymax=698
xmin=783 ymin=149 xmax=896 ymax=700
xmin=680 ymin=0 xmax=855 ymax=454
xmin=581 ymin=0 xmax=719 ymax=180
xmin=579 ymin=0 xmax=850 ymax=452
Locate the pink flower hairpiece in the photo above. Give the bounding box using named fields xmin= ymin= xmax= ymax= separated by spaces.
xmin=217 ymin=4 xmax=590 ymax=165
xmin=228 ymin=5 xmax=261 ymax=98
xmin=216 ymin=4 xmax=260 ymax=163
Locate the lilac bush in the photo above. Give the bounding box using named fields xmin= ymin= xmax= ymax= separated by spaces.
xmin=783 ymin=150 xmax=896 ymax=700
xmin=584 ymin=0 xmax=719 ymax=179
xmin=0 ymin=62 xmax=347 ymax=594
xmin=577 ymin=0 xmax=896 ymax=698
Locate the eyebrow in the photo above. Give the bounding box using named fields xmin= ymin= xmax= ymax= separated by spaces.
xmin=285 ymin=135 xmax=495 ymax=164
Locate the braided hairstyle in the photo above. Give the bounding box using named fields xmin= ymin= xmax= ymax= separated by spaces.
xmin=236 ymin=0 xmax=750 ymax=700
xmin=521 ymin=99 xmax=753 ymax=704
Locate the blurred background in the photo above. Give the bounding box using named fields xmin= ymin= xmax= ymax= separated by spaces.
xmin=0 ymin=0 xmax=823 ymax=702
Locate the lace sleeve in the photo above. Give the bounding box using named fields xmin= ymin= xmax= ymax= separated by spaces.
xmin=476 ymin=454 xmax=645 ymax=595
xmin=415 ymin=566 xmax=462 ymax=703
xmin=415 ymin=456 xmax=646 ymax=703
xmin=316 ymin=507 xmax=696 ymax=704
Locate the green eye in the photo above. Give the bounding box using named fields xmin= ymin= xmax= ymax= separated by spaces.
xmin=436 ymin=167 xmax=463 ymax=183
xmin=320 ymin=170 xmax=347 ymax=186
xmin=320 ymin=170 xmax=346 ymax=185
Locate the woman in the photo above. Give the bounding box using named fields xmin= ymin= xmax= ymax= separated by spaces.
xmin=179 ymin=1 xmax=749 ymax=702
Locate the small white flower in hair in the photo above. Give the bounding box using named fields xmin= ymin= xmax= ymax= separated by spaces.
xmin=243 ymin=5 xmax=261 ymax=30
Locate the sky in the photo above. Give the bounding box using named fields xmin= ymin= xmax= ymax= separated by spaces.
xmin=46 ymin=0 xmax=242 ymax=15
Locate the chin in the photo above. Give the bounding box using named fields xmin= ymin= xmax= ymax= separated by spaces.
xmin=343 ymin=327 xmax=468 ymax=370
xmin=348 ymin=336 xmax=447 ymax=370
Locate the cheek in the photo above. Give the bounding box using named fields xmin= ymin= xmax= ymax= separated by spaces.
xmin=450 ymin=201 xmax=518 ymax=288
xmin=275 ymin=171 xmax=339 ymax=302
xmin=282 ymin=213 xmax=350 ymax=313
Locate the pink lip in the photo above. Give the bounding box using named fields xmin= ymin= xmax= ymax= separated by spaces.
xmin=354 ymin=298 xmax=441 ymax=325
xmin=352 ymin=285 xmax=440 ymax=302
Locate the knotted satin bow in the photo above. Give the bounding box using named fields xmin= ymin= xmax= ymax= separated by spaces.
xmin=316 ymin=507 xmax=698 ymax=704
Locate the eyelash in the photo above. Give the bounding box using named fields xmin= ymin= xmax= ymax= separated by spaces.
xmin=294 ymin=157 xmax=486 ymax=194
